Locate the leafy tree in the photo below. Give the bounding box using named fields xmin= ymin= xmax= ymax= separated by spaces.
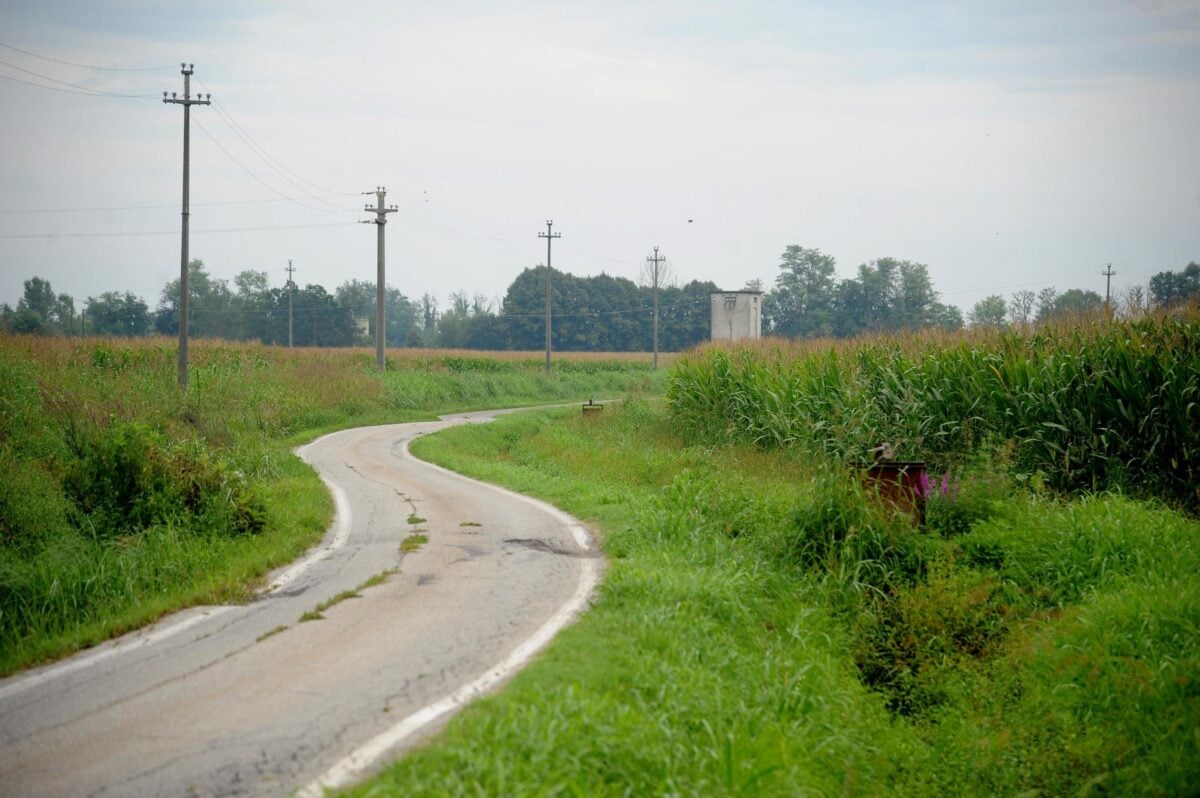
xmin=659 ymin=279 xmax=720 ymax=351
xmin=155 ymin=260 xmax=230 ymax=338
xmin=287 ymin=284 xmax=357 ymax=347
xmin=13 ymin=277 xmax=75 ymax=334
xmin=968 ymin=295 xmax=1007 ymax=328
xmin=1009 ymin=290 xmax=1036 ymax=327
xmin=498 ymin=266 xmax=712 ymax=353
xmin=1149 ymin=262 xmax=1200 ymax=307
xmin=437 ymin=289 xmax=508 ymax=349
xmin=229 ymin=269 xmax=276 ymax=341
xmin=234 ymin=269 xmax=271 ymax=297
xmin=931 ymin=302 xmax=964 ymax=332
xmin=1118 ymin=285 xmax=1149 ymax=319
xmin=1034 ymin=287 xmax=1059 ymax=323
xmin=764 ymin=246 xmax=837 ymax=338
xmin=334 ymin=280 xmax=421 ymax=347
xmin=8 ymin=306 xmax=48 ymax=335
xmin=419 ymin=293 xmax=438 ymax=339
xmin=819 ymin=256 xmax=959 ymax=338
xmin=1047 ymin=288 xmax=1103 ymax=320
xmin=86 ymin=291 xmax=151 ymax=337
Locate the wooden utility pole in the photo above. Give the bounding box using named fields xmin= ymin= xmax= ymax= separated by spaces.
xmin=286 ymin=260 xmax=296 ymax=348
xmin=363 ymin=188 xmax=397 ymax=371
xmin=646 ymin=246 xmax=666 ymax=370
xmin=163 ymin=63 xmax=210 ymax=391
xmin=538 ymin=220 xmax=561 ymax=373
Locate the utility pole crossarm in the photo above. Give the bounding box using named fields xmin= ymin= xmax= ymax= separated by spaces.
xmin=1103 ymin=263 xmax=1116 ymax=308
xmin=163 ymin=63 xmax=211 ymax=392
xmin=364 ymin=187 xmax=398 ymax=371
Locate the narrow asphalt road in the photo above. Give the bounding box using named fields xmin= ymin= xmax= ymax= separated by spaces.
xmin=0 ymin=409 xmax=602 ymax=797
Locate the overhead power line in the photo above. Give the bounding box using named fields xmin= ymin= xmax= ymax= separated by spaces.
xmin=195 ymin=80 xmax=353 ymax=211
xmin=185 ymin=297 xmax=710 ymax=320
xmin=0 ymin=63 xmax=158 ymax=98
xmin=499 ymin=297 xmax=708 ymax=320
xmin=192 ymin=117 xmax=346 ymax=214
xmin=0 ymin=193 xmax=361 ymax=215
xmin=0 ymin=41 xmax=176 ymax=71
xmin=0 ymin=221 xmax=359 ymax=239
xmin=197 ymin=80 xmax=350 ymax=207
xmin=189 ymin=301 xmax=380 ymax=316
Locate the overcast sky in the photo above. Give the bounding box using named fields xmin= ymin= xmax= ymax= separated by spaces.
xmin=2 ymin=0 xmax=1198 ymax=317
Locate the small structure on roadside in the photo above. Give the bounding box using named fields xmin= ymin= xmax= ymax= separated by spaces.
xmin=710 ymin=291 xmax=763 ymax=341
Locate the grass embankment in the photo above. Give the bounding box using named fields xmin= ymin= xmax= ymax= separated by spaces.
xmin=352 ymin=313 xmax=1199 ymax=796
xmin=0 ymin=336 xmax=658 ymax=675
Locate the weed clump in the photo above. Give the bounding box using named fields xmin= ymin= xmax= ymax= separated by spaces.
xmin=61 ymin=421 xmax=266 ymax=540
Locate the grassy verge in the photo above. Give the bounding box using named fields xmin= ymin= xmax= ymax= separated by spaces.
xmin=0 ymin=336 xmax=659 ymax=675
xmin=348 ymin=399 xmax=1199 ymax=796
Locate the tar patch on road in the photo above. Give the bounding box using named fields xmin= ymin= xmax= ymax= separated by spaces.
xmin=504 ymin=538 xmax=601 ymax=558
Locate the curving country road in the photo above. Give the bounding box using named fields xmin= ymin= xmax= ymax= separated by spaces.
xmin=0 ymin=409 xmax=602 ymax=797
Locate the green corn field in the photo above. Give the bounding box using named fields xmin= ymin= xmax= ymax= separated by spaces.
xmin=666 ymin=309 xmax=1200 ymax=509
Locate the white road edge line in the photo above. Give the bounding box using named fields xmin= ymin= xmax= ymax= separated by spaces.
xmin=296 ymin=435 xmax=602 ymax=797
xmin=0 ymin=606 xmax=236 ymax=702
xmin=299 ymin=561 xmax=600 ymax=798
xmin=265 ymin=475 xmax=352 ymax=594
xmin=0 ymin=430 xmax=359 ymax=702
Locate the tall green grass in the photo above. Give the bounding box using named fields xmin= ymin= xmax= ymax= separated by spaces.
xmin=666 ymin=311 xmax=1200 ymax=509
xmin=0 ymin=336 xmax=657 ymax=674
xmin=351 ymin=399 xmax=1199 ymax=796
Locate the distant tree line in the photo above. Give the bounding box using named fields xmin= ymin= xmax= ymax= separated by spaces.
xmin=5 ymin=254 xmax=1195 ymax=346
xmin=964 ymin=261 xmax=1200 ymax=329
xmin=0 ymin=260 xmax=717 ymax=352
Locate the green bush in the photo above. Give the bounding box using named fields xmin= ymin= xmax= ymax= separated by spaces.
xmin=61 ymin=421 xmax=265 ymax=540
xmin=0 ymin=448 xmax=73 ymax=550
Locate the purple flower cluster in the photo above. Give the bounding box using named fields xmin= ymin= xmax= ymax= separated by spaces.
xmin=917 ymin=471 xmax=957 ymax=501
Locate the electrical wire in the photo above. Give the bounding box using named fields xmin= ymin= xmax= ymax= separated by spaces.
xmin=182 ymin=297 xmax=709 ymax=320
xmin=189 ymin=301 xmax=379 ymax=316
xmin=0 ymin=222 xmax=359 ymax=239
xmin=0 ymin=193 xmax=363 ymax=215
xmin=0 ymin=68 xmax=157 ymax=98
xmin=389 ymin=192 xmax=521 ymax=234
xmin=195 ymin=77 xmax=356 ymax=211
xmin=199 ymin=79 xmax=341 ymax=197
xmin=0 ymin=57 xmax=159 ymax=98
xmin=940 ymin=267 xmax=1094 ymax=297
xmin=388 ymin=209 xmax=523 ymax=242
xmin=191 ymin=117 xmax=348 ymax=215
xmin=499 ymin=297 xmax=708 ymax=320
xmin=198 ymin=89 xmax=353 ymax=211
xmin=0 ymin=41 xmax=176 ymax=71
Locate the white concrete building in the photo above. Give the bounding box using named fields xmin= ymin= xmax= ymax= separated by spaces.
xmin=710 ymin=291 xmax=763 ymax=341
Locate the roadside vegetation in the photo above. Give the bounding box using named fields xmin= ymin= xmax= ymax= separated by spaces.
xmin=0 ymin=335 xmax=658 ymax=675
xmin=354 ymin=309 xmax=1199 ymax=796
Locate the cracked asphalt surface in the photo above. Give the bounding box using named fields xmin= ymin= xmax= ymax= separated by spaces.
xmin=0 ymin=409 xmax=600 ymax=797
